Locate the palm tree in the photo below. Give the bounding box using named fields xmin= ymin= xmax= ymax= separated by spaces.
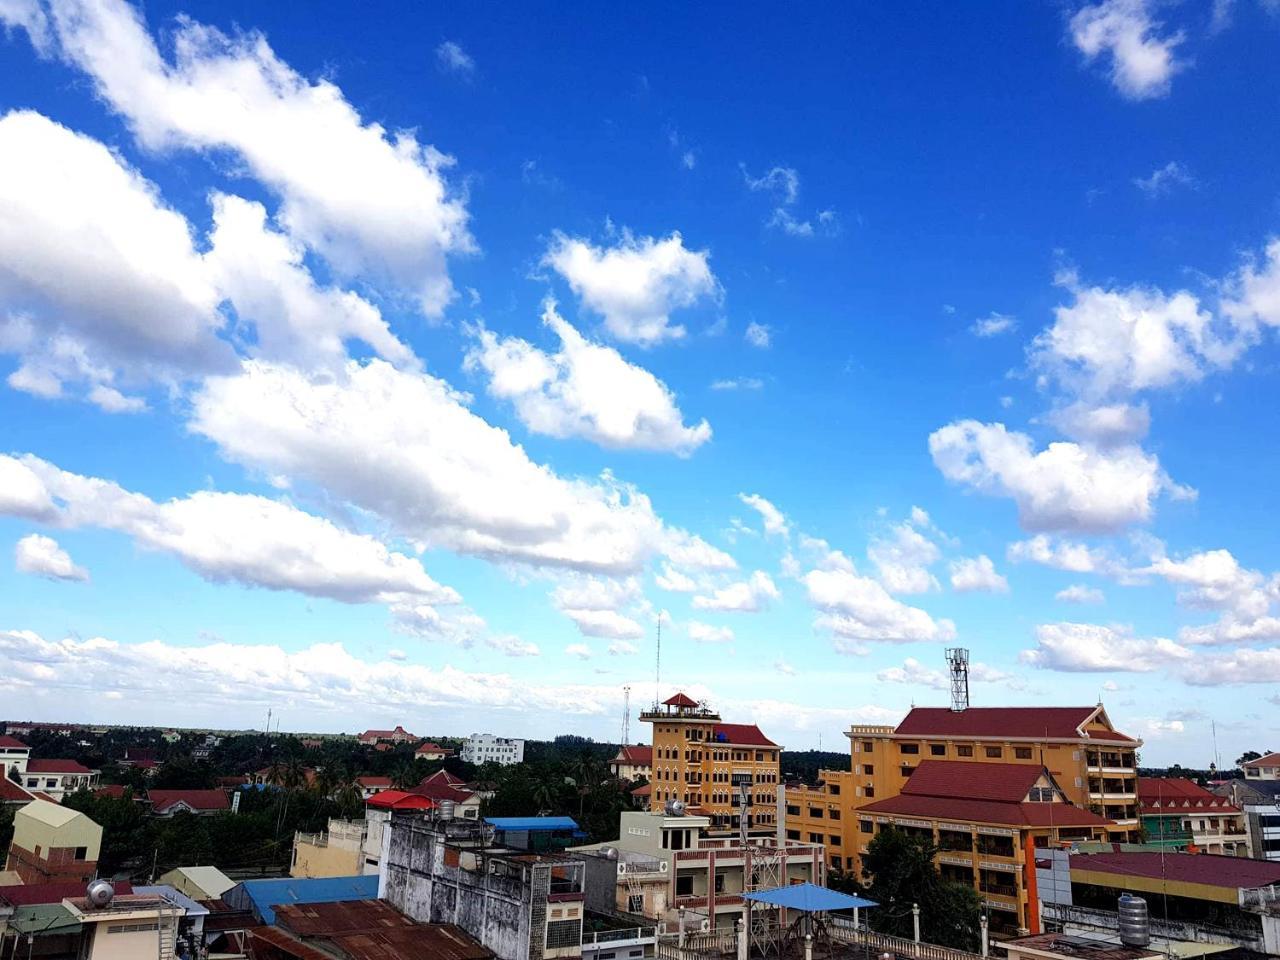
xmin=391 ymin=762 xmax=420 ymax=791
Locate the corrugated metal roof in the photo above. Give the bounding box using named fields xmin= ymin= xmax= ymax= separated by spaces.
xmin=274 ymin=898 xmax=414 ymax=937
xmin=486 ymin=816 xmax=581 ymax=832
xmin=1071 ymin=851 xmax=1280 ymax=889
xmin=1 ymin=881 xmax=134 ymax=906
xmin=16 ymin=798 xmax=86 ymax=828
xmin=333 ymin=925 xmax=494 ymax=959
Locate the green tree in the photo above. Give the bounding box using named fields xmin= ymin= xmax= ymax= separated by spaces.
xmin=1236 ymin=750 xmax=1268 ymax=766
xmin=391 ymin=762 xmax=420 ymax=790
xmin=860 ymin=827 xmax=981 ymax=951
xmin=0 ymin=804 xmax=15 ymax=854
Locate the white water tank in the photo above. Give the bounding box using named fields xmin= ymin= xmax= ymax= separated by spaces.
xmin=1118 ymin=893 xmax=1150 ymax=947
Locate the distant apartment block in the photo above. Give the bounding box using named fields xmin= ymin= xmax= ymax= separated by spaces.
xmin=461 ymin=733 xmax=525 ymax=766
xmin=1215 ymin=777 xmax=1280 ymax=862
xmin=5 ymin=798 xmax=102 ymax=884
xmin=640 ymin=693 xmax=781 ymax=833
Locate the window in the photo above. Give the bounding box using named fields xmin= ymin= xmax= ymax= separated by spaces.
xmin=808 ymin=807 xmax=824 ymax=819
xmin=899 ymin=743 xmax=919 ymax=755
xmin=985 ymin=746 xmax=1002 ymax=759
xmin=1015 ymin=747 xmax=1033 ymax=760
xmin=545 ymin=920 xmax=580 ymax=950
xmin=831 ymin=855 xmax=842 ymax=869
xmin=628 ymin=894 xmax=644 ymax=913
xmin=73 ymin=846 xmax=87 ymax=860
xmin=829 ymin=835 xmax=841 ymax=846
xmin=957 ymin=745 xmax=973 ymax=757
xmin=829 ymin=784 xmax=840 ymax=796
xmin=862 ymin=764 xmax=874 ymax=776
xmin=714 ymin=872 xmax=725 ymax=893
xmin=861 ymin=741 xmax=874 ymax=752
xmin=786 ymin=829 xmax=801 ymax=840
xmin=930 ymin=744 xmax=946 ymax=756
xmin=829 ymin=809 xmax=841 ymax=820
xmin=865 ymin=785 xmax=875 ymax=797
xmin=808 ymin=832 xmax=823 ymax=843
xmin=860 ymin=820 xmax=874 ymax=834
xmin=675 ymin=874 xmax=694 ymax=896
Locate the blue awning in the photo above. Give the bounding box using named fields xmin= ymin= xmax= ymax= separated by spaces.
xmin=485 ymin=816 xmax=581 ymax=832
xmin=741 ymin=883 xmax=878 ymax=912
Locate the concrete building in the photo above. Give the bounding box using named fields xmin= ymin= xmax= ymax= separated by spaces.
xmin=291 ymin=818 xmax=367 ymax=878
xmin=1243 ymin=751 xmax=1280 ymax=780
xmin=380 ymin=813 xmax=588 ymax=960
xmin=356 ymin=775 xmax=393 ymax=799
xmin=20 ymin=758 xmax=100 ymax=801
xmin=0 ymin=736 xmax=29 ymax=778
xmin=1137 ymin=777 xmax=1249 ymax=855
xmin=260 ymin=897 xmax=495 ymax=960
xmin=147 ymin=788 xmax=231 ymax=817
xmin=609 ymin=745 xmax=652 ymax=782
xmin=574 ymin=809 xmax=824 ymax=931
xmin=1214 ymin=777 xmax=1280 ymax=862
xmin=357 ymin=725 xmax=417 ymax=746
xmin=63 ymin=891 xmax=184 ymax=960
xmin=4 ymin=799 xmax=102 ymax=884
xmin=640 ymin=693 xmax=781 ymax=833
xmin=416 ymin=741 xmax=455 ymax=761
xmin=462 ymin=733 xmax=526 ymax=766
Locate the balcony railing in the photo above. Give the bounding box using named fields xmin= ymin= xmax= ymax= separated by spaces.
xmin=582 ymin=926 xmax=657 ymax=946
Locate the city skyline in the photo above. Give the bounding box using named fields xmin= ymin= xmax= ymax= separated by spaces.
xmin=2 ymin=0 xmax=1280 ymax=764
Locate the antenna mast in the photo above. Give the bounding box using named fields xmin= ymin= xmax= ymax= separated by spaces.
xmin=622 ymin=686 xmax=631 ymax=746
xmin=653 ymin=616 xmax=662 ymax=707
xmin=946 ymin=647 xmax=970 ymax=712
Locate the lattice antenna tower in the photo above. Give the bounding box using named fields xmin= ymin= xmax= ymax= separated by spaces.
xmin=946 ymin=647 xmax=970 ymax=712
xmin=621 ymin=686 xmax=631 ymax=746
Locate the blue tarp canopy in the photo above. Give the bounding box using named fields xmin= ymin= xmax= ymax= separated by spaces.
xmin=485 ymin=816 xmax=581 ymax=832
xmin=741 ymin=883 xmax=878 ymax=913
xmin=225 ymin=874 xmax=378 ymax=925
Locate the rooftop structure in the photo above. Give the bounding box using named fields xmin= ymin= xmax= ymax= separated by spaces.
xmin=148 ymin=787 xmax=231 ymax=816
xmin=4 ymin=798 xmax=102 ymax=885
xmin=1243 ymin=752 xmax=1280 ymax=780
xmin=460 ymin=733 xmax=525 ymax=766
xmin=224 ymin=873 xmax=379 ymax=925
xmin=356 ymin=725 xmax=418 ymax=745
xmin=610 ymin=744 xmax=653 ymax=781
xmin=1137 ymin=777 xmax=1248 ymax=855
xmin=157 ymin=864 xmax=236 ymax=900
xmin=262 ymin=897 xmax=496 ymax=960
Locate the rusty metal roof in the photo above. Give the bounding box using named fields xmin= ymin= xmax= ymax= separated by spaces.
xmin=268 ymin=899 xmax=493 ymax=960
xmin=274 ymin=898 xmax=415 ymax=937
xmin=332 ymin=927 xmax=494 ymax=960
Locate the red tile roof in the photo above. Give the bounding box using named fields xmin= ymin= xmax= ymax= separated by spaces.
xmin=148 ymin=788 xmax=231 ymax=814
xmin=356 ymin=776 xmax=393 ymax=788
xmin=0 ymin=777 xmax=33 ymax=803
xmin=712 ymin=724 xmax=777 ymax=747
xmin=894 ymin=706 xmax=1136 ymax=742
xmin=95 ymin=784 xmax=129 ymax=800
xmin=901 ymin=760 xmax=1043 ymax=802
xmin=422 ymin=770 xmax=466 ymax=786
xmin=1138 ymin=777 xmax=1241 ymax=813
xmin=630 ymin=783 xmax=652 ymax=796
xmin=1242 ymin=751 xmax=1280 ymax=768
xmin=1 ymin=882 xmax=133 ymax=905
xmin=410 ymin=779 xmax=475 ymax=804
xmin=1071 ymin=851 xmax=1280 ymax=889
xmin=615 ymin=745 xmax=653 ymax=765
xmin=366 ymin=789 xmax=436 ymax=810
xmin=26 ymin=758 xmax=94 ymax=774
xmin=415 ymin=742 xmax=453 ymax=754
xmin=664 ymin=692 xmax=699 ymax=707
xmin=0 ymin=735 xmax=29 ymax=749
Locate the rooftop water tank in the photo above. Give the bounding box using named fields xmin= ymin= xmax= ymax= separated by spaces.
xmin=1118 ymin=893 xmax=1150 ymax=947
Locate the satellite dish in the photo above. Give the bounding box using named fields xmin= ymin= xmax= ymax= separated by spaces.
xmin=86 ymin=880 xmax=115 ymax=909
xmin=664 ymin=799 xmax=686 ymax=816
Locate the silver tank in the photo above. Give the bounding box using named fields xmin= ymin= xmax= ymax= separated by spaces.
xmin=1118 ymin=893 xmax=1150 ymax=947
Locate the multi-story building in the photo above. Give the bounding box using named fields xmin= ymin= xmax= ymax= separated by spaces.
xmin=609 ymin=745 xmax=653 ymax=782
xmin=1215 ymin=777 xmax=1280 ymax=862
xmin=357 ymin=725 xmax=417 ymax=746
xmin=0 ymin=736 xmax=29 ymax=778
xmin=576 ymin=810 xmax=824 ymax=931
xmin=4 ymin=798 xmax=102 ymax=884
xmin=1137 ymin=777 xmax=1249 ymax=855
xmin=639 ymin=693 xmax=781 ymax=833
xmin=461 ymin=733 xmax=525 ymax=766
xmin=20 ymin=758 xmax=100 ymax=800
xmin=1244 ymin=751 xmax=1280 ymax=780
xmin=62 ymin=891 xmax=185 ymax=960
xmin=787 ymin=703 xmax=1143 ymax=878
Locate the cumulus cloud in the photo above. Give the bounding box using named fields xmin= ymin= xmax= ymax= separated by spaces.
xmin=550 ymin=576 xmax=648 ymax=639
xmin=1049 ymin=402 xmax=1152 ymax=447
xmin=929 ymin=419 xmax=1190 ymax=533
xmin=608 ymin=640 xmax=638 ymax=656
xmin=1133 ymin=161 xmax=1196 ymax=197
xmin=688 ymin=621 xmax=734 ymax=644
xmin=1068 ymin=0 xmax=1184 ymax=100
xmin=738 ymin=493 xmax=789 ymax=538
xmin=11 ymin=0 xmax=473 ymax=314
xmin=868 ymin=515 xmax=941 ymax=594
xmin=692 ymin=571 xmax=779 ymax=613
xmin=1189 ymin=646 xmax=1280 ymax=685
xmin=1021 ymin=622 xmax=1190 ymax=672
xmin=970 ymin=313 xmax=1017 ymax=338
xmin=0 ymin=109 xmax=230 ymax=402
xmin=464 ymin=301 xmax=711 ymax=455
xmin=803 ymin=567 xmax=956 ymax=650
xmin=949 ymin=555 xmax=1009 ymax=593
xmin=1222 ymin=238 xmax=1280 ymax=336
xmin=565 ymin=643 xmax=592 ymax=660
xmin=654 ymin=564 xmax=698 ymax=593
xmin=1007 ymin=534 xmax=1125 ymax=575
xmin=542 ymin=229 xmax=718 ymax=346
xmin=1056 ymin=583 xmax=1105 ymax=604
xmin=486 ymin=634 xmax=540 ymax=657
xmin=14 ymin=533 xmax=88 ymax=581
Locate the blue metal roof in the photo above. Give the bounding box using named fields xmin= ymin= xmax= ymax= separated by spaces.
xmin=227 ymin=874 xmax=378 ymax=925
xmin=742 ymin=883 xmax=878 ymax=913
xmin=485 ymin=816 xmax=581 ymax=832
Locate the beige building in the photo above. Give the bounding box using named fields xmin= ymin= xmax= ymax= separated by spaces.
xmin=290 ymin=818 xmax=366 ymax=878
xmin=64 ymin=891 xmax=183 ymax=960
xmin=609 ymin=745 xmax=652 ymax=782
xmin=157 ymin=865 xmax=236 ymax=900
xmin=5 ymin=799 xmax=102 ymax=884
xmin=1244 ymin=751 xmax=1280 ymax=780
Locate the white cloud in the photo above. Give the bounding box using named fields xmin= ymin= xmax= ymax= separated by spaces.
xmin=435 ymin=40 xmax=474 ymax=77
xmin=1056 ymin=583 xmax=1105 ymax=604
xmin=560 ymin=608 xmax=645 ymax=641
xmin=768 ymin=208 xmax=814 ymax=237
xmin=1049 ymin=402 xmax=1151 ymax=447
xmin=542 ymin=230 xmax=718 ymax=346
xmin=949 ymin=555 xmax=1009 ymax=593
xmin=14 ymin=533 xmax=88 ymax=582
xmin=868 ymin=517 xmax=941 ymax=594
xmin=1069 ymin=0 xmax=1184 ymax=100
xmin=551 ymin=576 xmax=647 ymax=639
xmin=20 ymin=0 xmax=472 ymax=314
xmin=878 ymin=657 xmax=947 ymax=690
xmin=0 ymin=454 xmax=58 ymax=521
xmin=745 ymin=322 xmax=772 ymax=348
xmin=565 ymin=643 xmax=592 ymax=660
xmin=387 ymin=648 xmax=407 ymax=661
xmin=1133 ymin=161 xmax=1196 ymax=197
xmin=929 ymin=419 xmax=1189 ymax=533
xmin=803 ymin=567 xmax=956 ymax=649
xmin=1188 ymin=647 xmax=1280 ymax=685
xmin=654 ymin=564 xmax=697 ymax=593
xmin=1020 ymin=622 xmax=1190 ymax=672
xmin=710 ymin=377 xmax=763 ymax=391
xmin=464 ymin=301 xmax=711 ymax=455
xmin=608 ymin=640 xmax=638 ymax=656
xmin=774 ymin=658 xmax=796 ymax=676
xmin=742 ymin=165 xmax=800 ymax=204
xmin=486 ymin=634 xmax=540 ymax=658
xmin=970 ymin=313 xmax=1017 ymax=338
xmin=191 ymin=359 xmax=728 ymax=576
xmin=1144 ymin=549 xmax=1269 ymax=616
xmin=738 ymin=493 xmax=789 ymax=538
xmin=0 ymin=109 xmax=230 ymax=401
xmin=692 ymin=571 xmax=779 ymax=613
xmin=1222 ymin=238 xmax=1280 ymax=335
xmin=741 ymin=164 xmax=834 ymax=238
xmin=688 ymin=621 xmax=734 ymax=644
xmin=1179 ymin=616 xmax=1280 ymax=647
xmin=1007 ymin=534 xmax=1121 ymax=575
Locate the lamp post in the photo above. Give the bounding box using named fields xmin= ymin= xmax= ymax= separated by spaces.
xmin=912 ymin=902 xmax=921 ymax=943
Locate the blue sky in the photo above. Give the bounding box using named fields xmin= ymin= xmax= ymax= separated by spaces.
xmin=1 ymin=0 xmax=1278 ymax=764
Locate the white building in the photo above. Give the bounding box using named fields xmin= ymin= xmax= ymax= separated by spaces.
xmin=461 ymin=734 xmax=525 ymax=766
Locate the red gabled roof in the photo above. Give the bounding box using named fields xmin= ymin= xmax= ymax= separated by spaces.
xmin=1138 ymin=777 xmax=1241 ymax=813
xmin=148 ymin=789 xmax=230 ymax=814
xmin=0 ymin=777 xmax=33 ymax=803
xmin=0 ymin=735 xmax=29 ymax=749
xmin=894 ymin=706 xmax=1136 ymax=742
xmin=1 ymin=882 xmax=133 ymax=906
xmin=366 ymin=789 xmax=436 ymax=810
xmin=901 ymin=761 xmax=1042 ymax=802
xmin=356 ymin=776 xmax=393 ymax=788
xmin=415 ymin=742 xmax=453 ymax=754
xmin=95 ymin=784 xmax=129 ymax=800
xmin=422 ymin=769 xmax=466 ymax=787
xmin=1071 ymin=851 xmax=1280 ymax=889
xmin=26 ymin=758 xmax=94 ymax=774
xmin=615 ymin=745 xmax=652 ymax=765
xmin=664 ymin=692 xmax=699 ymax=707
xmin=1243 ymin=751 xmax=1280 ymax=768
xmin=411 ymin=779 xmax=475 ymax=804
xmin=630 ymin=783 xmax=652 ymax=796
xmin=712 ymin=724 xmax=777 ymax=747
xmin=861 ymin=792 xmax=1112 ymax=827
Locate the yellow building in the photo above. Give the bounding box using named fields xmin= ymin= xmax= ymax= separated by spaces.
xmin=787 ymin=704 xmax=1141 ymax=882
xmin=5 ymin=798 xmax=102 ymax=884
xmin=290 ymin=818 xmax=365 ymax=877
xmin=640 ymin=693 xmax=781 ymax=833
